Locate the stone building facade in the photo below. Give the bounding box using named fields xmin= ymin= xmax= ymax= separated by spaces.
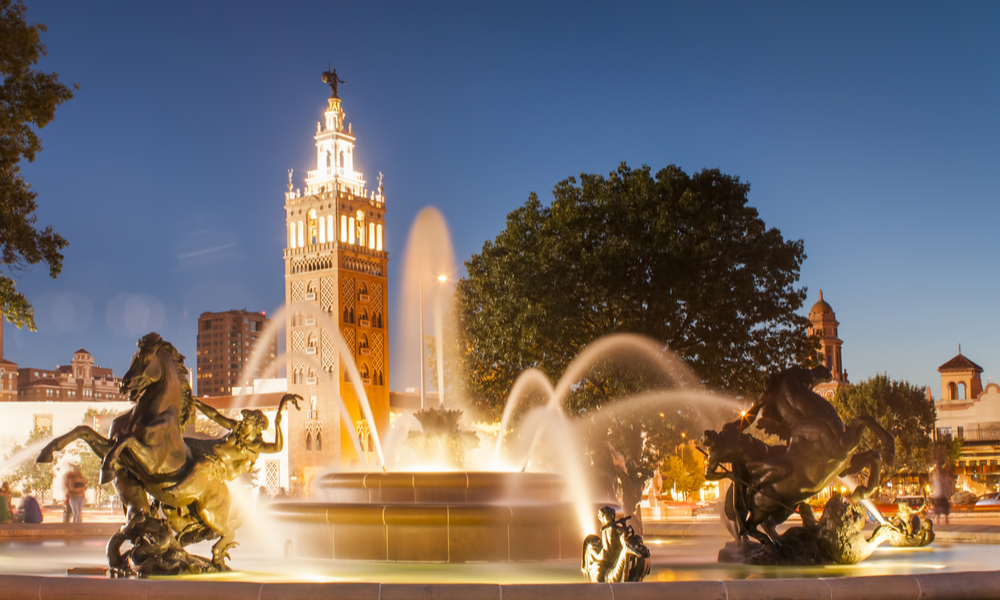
xmin=17 ymin=348 xmax=126 ymax=403
xmin=283 ymin=86 xmax=390 ymax=486
xmin=196 ymin=309 xmax=276 ymax=397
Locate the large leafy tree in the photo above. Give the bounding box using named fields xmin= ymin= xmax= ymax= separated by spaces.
xmin=452 ymin=163 xmax=817 ymax=476
xmin=455 ymin=163 xmax=815 ymax=415
xmin=1 ymin=0 xmax=73 ymax=329
xmin=831 ymin=375 xmax=936 ymax=473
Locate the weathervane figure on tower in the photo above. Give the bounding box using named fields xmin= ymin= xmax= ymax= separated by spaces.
xmin=321 ymin=65 xmax=345 ymax=98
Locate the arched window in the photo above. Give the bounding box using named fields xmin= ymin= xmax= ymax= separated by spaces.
xmin=327 ymin=216 xmax=334 ymax=243
xmin=359 ymin=334 xmax=369 ymax=350
xmin=289 ymin=222 xmax=297 ymax=249
xmin=306 ymin=433 xmax=312 ymax=452
xmin=348 ymin=217 xmax=355 ymax=244
xmin=307 ymin=333 xmax=317 ymax=350
xmin=326 ymin=151 xmax=332 ymax=169
xmin=319 ymin=216 xmax=326 ymax=244
xmin=356 ymin=210 xmax=365 ymax=246
xmin=957 ymin=382 xmax=967 ymax=400
xmin=948 ymin=382 xmax=958 ymax=400
xmin=376 ymin=225 xmax=383 ymax=251
xmin=359 ymin=308 xmax=369 ymax=324
xmin=316 ymin=432 xmax=322 ymax=451
xmin=368 ymin=223 xmax=376 ymax=249
xmin=358 ymin=282 xmax=368 ymax=296
xmin=297 ymin=220 xmax=304 ymax=247
xmin=308 ymin=209 xmax=318 ymax=245
xmin=341 ymin=215 xmax=348 ymax=242
xmin=360 ymin=363 xmax=370 ymax=380
xmin=339 ymin=151 xmax=345 ymax=168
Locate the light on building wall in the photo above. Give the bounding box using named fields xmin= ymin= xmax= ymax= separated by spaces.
xmin=376 ymin=225 xmax=383 ymax=251
xmin=341 ymin=216 xmax=348 ymax=242
xmin=327 ymin=216 xmax=334 ymax=243
xmin=319 ymin=216 xmax=326 ymax=244
xmin=368 ymin=223 xmax=376 ymax=249
xmin=348 ymin=218 xmax=355 ymax=244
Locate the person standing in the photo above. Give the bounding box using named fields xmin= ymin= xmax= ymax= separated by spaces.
xmin=65 ymin=465 xmax=88 ymax=524
xmin=0 ymin=482 xmax=11 ymax=524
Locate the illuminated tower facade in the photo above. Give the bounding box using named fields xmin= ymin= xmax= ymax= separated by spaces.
xmin=283 ymin=83 xmax=389 ymax=487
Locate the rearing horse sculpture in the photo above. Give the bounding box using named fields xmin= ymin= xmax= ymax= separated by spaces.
xmin=37 ymin=333 xmax=194 ymax=521
xmin=704 ymin=365 xmax=895 ymax=548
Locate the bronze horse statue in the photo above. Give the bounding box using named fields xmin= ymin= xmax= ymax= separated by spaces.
xmin=37 ymin=333 xmax=301 ymax=573
xmin=704 ymin=365 xmax=895 ymax=548
xmin=38 ymin=333 xmax=195 ymax=522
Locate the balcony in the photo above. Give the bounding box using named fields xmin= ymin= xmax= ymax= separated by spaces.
xmin=359 ymin=319 xmax=370 ymax=328
xmin=304 ymin=292 xmax=316 ymax=301
xmin=306 ymin=377 xmax=317 ymax=385
xmin=305 ymin=317 xmax=316 ymax=326
xmin=305 ymin=347 xmax=317 ymax=355
xmin=360 ymin=347 xmax=370 ymax=356
xmin=362 ymin=378 xmax=372 ymax=386
xmin=307 ymin=410 xmax=318 ymax=420
xmin=359 ymin=293 xmax=370 ymax=303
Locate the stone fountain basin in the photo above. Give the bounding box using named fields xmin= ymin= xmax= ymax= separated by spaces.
xmin=269 ymin=501 xmax=581 ymax=562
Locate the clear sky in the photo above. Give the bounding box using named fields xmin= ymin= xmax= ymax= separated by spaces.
xmin=7 ymin=1 xmax=999 ymax=398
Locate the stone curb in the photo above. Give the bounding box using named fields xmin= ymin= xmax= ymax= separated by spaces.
xmin=3 ymin=572 xmax=1000 ymax=600
xmin=0 ymin=523 xmax=122 ymax=539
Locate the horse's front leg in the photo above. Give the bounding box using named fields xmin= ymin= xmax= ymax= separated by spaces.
xmin=840 ymin=449 xmax=884 ymax=501
xmin=37 ymin=426 xmax=111 ymax=463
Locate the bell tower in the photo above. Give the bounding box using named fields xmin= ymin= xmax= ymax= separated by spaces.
xmin=809 ymin=290 xmax=849 ymax=399
xmin=283 ymin=74 xmax=389 ymax=489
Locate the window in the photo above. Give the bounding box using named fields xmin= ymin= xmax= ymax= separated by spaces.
xmin=306 ymin=433 xmax=312 ymax=452
xmin=316 ymin=432 xmax=322 ymax=451
xmin=376 ymin=225 xmax=383 ymax=251
xmin=369 ymin=223 xmax=376 ymax=250
xmin=297 ymin=220 xmax=304 ymax=247
xmin=957 ymin=382 xmax=967 ymax=400
xmin=356 ymin=210 xmax=365 ymax=246
xmin=289 ymin=222 xmax=297 ymax=248
xmin=348 ymin=217 xmax=355 ymax=244
xmin=948 ymin=382 xmax=957 ymax=400
xmin=341 ymin=215 xmax=348 ymax=242
xmin=327 ymin=215 xmax=334 ymax=243
xmin=319 ymin=215 xmax=326 ymax=244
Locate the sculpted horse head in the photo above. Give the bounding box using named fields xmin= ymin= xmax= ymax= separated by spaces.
xmin=120 ymin=332 xmax=196 ymax=429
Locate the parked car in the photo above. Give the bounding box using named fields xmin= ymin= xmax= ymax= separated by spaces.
xmin=975 ymin=492 xmax=1000 ymax=507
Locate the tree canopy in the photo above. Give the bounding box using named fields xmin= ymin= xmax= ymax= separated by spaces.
xmin=0 ymin=0 xmax=73 ymax=329
xmin=831 ymin=374 xmax=936 ymax=473
xmin=454 ymin=163 xmax=817 ymax=422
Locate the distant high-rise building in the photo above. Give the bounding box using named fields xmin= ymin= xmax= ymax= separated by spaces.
xmin=196 ymin=310 xmax=276 ymax=396
xmin=283 ymin=79 xmax=390 ymax=485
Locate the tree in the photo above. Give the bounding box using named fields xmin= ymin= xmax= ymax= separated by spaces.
xmin=661 ymin=440 xmax=706 ymax=501
xmin=4 ymin=426 xmax=53 ymax=500
xmin=453 ymin=163 xmax=817 ymax=467
xmin=0 ymin=0 xmax=74 ymax=330
xmin=831 ymin=374 xmax=936 ymax=473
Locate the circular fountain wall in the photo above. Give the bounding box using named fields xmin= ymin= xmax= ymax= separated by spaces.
xmin=270 ymin=471 xmax=584 ymax=562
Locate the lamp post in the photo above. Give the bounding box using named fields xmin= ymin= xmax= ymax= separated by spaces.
xmin=418 ymin=275 xmax=448 ymax=410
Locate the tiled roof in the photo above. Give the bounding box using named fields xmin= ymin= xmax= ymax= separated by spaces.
xmin=199 ymin=392 xmax=287 ymax=410
xmin=938 ymin=354 xmax=984 ymax=373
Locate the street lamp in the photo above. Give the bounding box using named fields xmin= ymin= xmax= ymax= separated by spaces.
xmin=419 ymin=275 xmax=449 ymax=409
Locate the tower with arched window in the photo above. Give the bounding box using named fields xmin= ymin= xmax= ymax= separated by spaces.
xmin=283 ymin=79 xmax=390 ymax=486
xmin=808 ymin=290 xmax=850 ymax=399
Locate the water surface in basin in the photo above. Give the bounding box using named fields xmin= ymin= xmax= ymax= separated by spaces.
xmin=1 ymin=537 xmax=997 ymax=583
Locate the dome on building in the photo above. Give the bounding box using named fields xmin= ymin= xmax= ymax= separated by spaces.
xmin=809 ymin=290 xmax=833 ymax=315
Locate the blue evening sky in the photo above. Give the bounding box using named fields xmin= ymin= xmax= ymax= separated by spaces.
xmin=7 ymin=1 xmax=999 ymax=398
